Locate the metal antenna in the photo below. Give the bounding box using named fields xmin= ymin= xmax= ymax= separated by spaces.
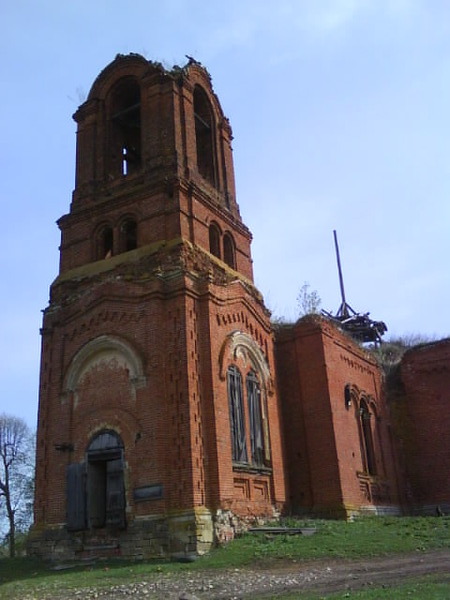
xmin=333 ymin=230 xmax=349 ymax=319
xmin=321 ymin=230 xmax=388 ymax=345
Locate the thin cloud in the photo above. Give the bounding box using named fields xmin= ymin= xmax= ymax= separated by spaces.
xmin=306 ymin=0 xmax=367 ymax=33
xmin=197 ymin=0 xmax=422 ymax=63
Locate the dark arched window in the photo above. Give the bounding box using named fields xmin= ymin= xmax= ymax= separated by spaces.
xmin=223 ymin=233 xmax=236 ymax=269
xmin=360 ymin=400 xmax=376 ymax=476
xmin=227 ymin=366 xmax=247 ymax=463
xmin=97 ymin=225 xmax=113 ymax=260
xmin=246 ymin=370 xmax=264 ymax=466
xmin=109 ymin=79 xmax=141 ymax=177
xmin=120 ymin=218 xmax=137 ymax=252
xmin=209 ymin=222 xmax=221 ymax=259
xmin=193 ymin=85 xmax=216 ymax=185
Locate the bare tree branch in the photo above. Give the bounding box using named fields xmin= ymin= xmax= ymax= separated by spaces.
xmin=0 ymin=414 xmax=35 ymax=558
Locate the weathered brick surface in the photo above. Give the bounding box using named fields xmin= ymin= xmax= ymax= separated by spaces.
xmin=276 ymin=316 xmax=400 ymax=518
xmin=398 ymin=340 xmax=450 ymax=513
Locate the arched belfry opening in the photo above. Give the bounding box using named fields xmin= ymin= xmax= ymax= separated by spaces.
xmin=120 ymin=218 xmax=138 ymax=252
xmin=96 ymin=224 xmax=113 ymax=260
xmin=193 ymin=85 xmax=217 ymax=186
xmin=223 ymin=233 xmax=236 ymax=269
xmin=209 ymin=222 xmax=221 ymax=259
xmin=109 ymin=78 xmax=141 ymax=177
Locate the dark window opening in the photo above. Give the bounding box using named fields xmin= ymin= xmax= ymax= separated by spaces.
xmin=360 ymin=401 xmax=376 ymax=476
xmin=247 ymin=370 xmax=264 ymax=467
xmin=110 ymin=80 xmax=141 ymax=178
xmin=194 ymin=86 xmax=216 ymax=185
xmin=209 ymin=223 xmax=221 ymax=259
xmin=227 ymin=366 xmax=247 ymax=463
xmin=120 ymin=219 xmax=137 ymax=252
xmin=223 ymin=233 xmax=236 ymax=269
xmin=97 ymin=226 xmax=113 ymax=260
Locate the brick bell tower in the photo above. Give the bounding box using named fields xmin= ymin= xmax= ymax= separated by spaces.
xmin=31 ymin=54 xmax=287 ymax=559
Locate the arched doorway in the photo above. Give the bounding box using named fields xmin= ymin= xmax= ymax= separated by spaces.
xmin=86 ymin=431 xmax=126 ymax=529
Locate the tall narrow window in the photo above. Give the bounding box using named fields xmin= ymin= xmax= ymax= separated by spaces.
xmin=223 ymin=233 xmax=236 ymax=269
xmin=109 ymin=80 xmax=141 ymax=178
xmin=194 ymin=85 xmax=216 ymax=185
xmin=97 ymin=226 xmax=113 ymax=260
xmin=120 ymin=218 xmax=137 ymax=252
xmin=247 ymin=371 xmax=264 ymax=466
xmin=360 ymin=400 xmax=376 ymax=476
xmin=209 ymin=223 xmax=221 ymax=259
xmin=227 ymin=366 xmax=247 ymax=463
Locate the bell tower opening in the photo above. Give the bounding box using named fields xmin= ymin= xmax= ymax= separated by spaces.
xmin=109 ymin=79 xmax=141 ymax=178
xmin=97 ymin=225 xmax=114 ymax=260
xmin=223 ymin=233 xmax=236 ymax=269
xmin=120 ymin=218 xmax=138 ymax=252
xmin=194 ymin=85 xmax=216 ymax=186
xmin=209 ymin=222 xmax=221 ymax=259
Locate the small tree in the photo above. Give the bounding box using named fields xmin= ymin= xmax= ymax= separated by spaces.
xmin=370 ymin=334 xmax=437 ymax=376
xmin=297 ymin=282 xmax=322 ymax=317
xmin=0 ymin=414 xmax=35 ymax=558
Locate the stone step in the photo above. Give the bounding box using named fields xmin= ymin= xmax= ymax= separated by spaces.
xmin=82 ymin=543 xmax=119 ymax=551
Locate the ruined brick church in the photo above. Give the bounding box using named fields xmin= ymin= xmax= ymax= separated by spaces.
xmin=30 ymin=55 xmax=450 ymax=559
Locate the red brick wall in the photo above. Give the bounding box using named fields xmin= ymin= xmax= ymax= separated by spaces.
xmin=202 ymin=280 xmax=287 ymax=516
xmin=34 ymin=244 xmax=287 ymax=531
xmin=276 ymin=316 xmax=400 ymax=517
xmin=399 ymin=340 xmax=450 ymax=511
xmin=321 ymin=321 xmax=400 ymax=513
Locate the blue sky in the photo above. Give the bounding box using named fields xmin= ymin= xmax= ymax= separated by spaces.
xmin=2 ymin=0 xmax=449 ymax=428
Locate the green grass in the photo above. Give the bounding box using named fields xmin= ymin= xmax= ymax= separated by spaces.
xmin=196 ymin=516 xmax=450 ymax=567
xmin=0 ymin=557 xmax=188 ymax=598
xmin=1 ymin=517 xmax=449 ymax=599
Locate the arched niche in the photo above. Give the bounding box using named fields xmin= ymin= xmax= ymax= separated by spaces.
xmin=62 ymin=335 xmax=146 ymax=404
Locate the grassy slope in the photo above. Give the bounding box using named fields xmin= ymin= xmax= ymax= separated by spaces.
xmin=1 ymin=517 xmax=450 ymax=599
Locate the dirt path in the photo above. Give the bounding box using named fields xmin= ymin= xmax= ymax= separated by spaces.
xmin=33 ymin=549 xmax=450 ymax=599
